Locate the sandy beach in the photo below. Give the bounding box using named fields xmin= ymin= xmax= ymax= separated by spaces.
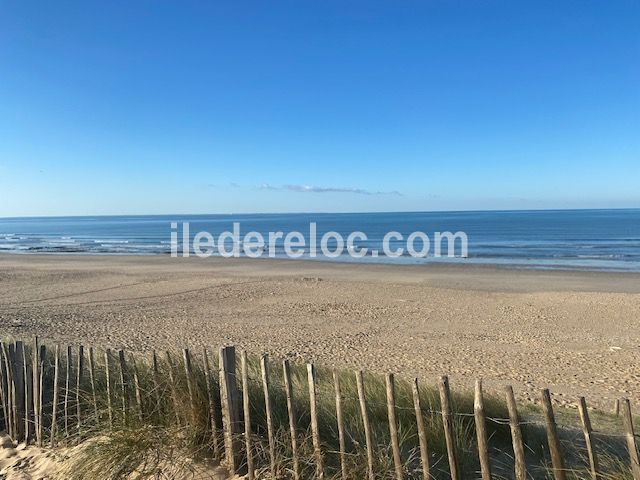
xmin=1 ymin=254 xmax=638 ymax=409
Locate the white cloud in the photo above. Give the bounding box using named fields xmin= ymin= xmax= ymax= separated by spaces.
xmin=260 ymin=184 xmax=402 ymax=196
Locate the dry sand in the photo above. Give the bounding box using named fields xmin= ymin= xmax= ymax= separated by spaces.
xmin=1 ymin=254 xmax=639 ymax=409
xmin=0 ymin=433 xmax=232 ymax=480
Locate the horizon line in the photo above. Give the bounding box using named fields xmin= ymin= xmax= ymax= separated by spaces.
xmin=1 ymin=206 xmax=639 ymax=221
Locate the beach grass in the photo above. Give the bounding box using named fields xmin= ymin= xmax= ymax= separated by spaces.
xmin=1 ymin=341 xmax=636 ymax=479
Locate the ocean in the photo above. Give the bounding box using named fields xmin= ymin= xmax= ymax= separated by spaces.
xmin=1 ymin=209 xmax=639 ymax=271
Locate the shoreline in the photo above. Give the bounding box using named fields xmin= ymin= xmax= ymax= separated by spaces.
xmin=2 ymin=252 xmax=640 ymax=292
xmin=1 ymin=253 xmax=639 ymax=408
xmin=2 ymin=251 xmax=640 ymax=276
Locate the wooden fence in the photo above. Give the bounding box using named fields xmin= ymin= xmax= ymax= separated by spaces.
xmin=0 ymin=337 xmax=639 ymax=479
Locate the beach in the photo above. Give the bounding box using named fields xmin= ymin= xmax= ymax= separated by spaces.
xmin=1 ymin=254 xmax=639 ymax=409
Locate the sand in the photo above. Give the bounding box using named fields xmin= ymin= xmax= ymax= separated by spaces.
xmin=1 ymin=254 xmax=639 ymax=409
xmin=0 ymin=433 xmax=233 ymax=480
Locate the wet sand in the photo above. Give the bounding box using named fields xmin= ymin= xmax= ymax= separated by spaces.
xmin=1 ymin=254 xmax=639 ymax=408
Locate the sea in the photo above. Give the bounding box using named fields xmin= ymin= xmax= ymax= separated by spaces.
xmin=1 ymin=209 xmax=639 ymax=272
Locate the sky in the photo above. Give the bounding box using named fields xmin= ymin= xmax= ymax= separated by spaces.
xmin=0 ymin=1 xmax=639 ymax=217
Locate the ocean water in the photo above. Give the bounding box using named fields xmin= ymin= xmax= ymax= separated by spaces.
xmin=1 ymin=209 xmax=639 ymax=271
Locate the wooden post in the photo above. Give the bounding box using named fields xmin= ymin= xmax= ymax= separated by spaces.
xmin=260 ymin=354 xmax=276 ymax=477
xmin=88 ymin=347 xmax=98 ymax=421
xmin=104 ymin=349 xmax=113 ymax=429
xmin=37 ymin=345 xmax=45 ymax=447
xmin=541 ymin=389 xmax=566 ymax=480
xmin=203 ymin=347 xmax=220 ymax=458
xmin=22 ymin=345 xmax=33 ymax=443
xmin=412 ymin=378 xmax=430 ymax=480
xmin=130 ymin=354 xmax=143 ymax=421
xmin=118 ymin=350 xmax=128 ymax=424
xmin=307 ymin=363 xmax=324 ymax=479
xmin=439 ymin=376 xmax=460 ymax=480
xmin=219 ymin=346 xmax=241 ymax=474
xmin=240 ymin=351 xmax=254 ymax=480
xmin=282 ymin=360 xmax=300 ymax=480
xmin=37 ymin=358 xmax=44 ymax=447
xmin=333 ymin=371 xmax=347 ymax=480
xmin=0 ymin=343 xmax=7 ymax=437
xmin=165 ymin=351 xmax=180 ymax=425
xmin=386 ymin=373 xmax=403 ymax=480
xmin=0 ymin=342 xmax=13 ymax=439
xmin=50 ymin=345 xmax=60 ymax=446
xmin=8 ymin=343 xmax=17 ymax=440
xmin=76 ymin=345 xmax=84 ymax=430
xmin=474 ymin=379 xmax=492 ymax=480
xmin=621 ymin=398 xmax=640 ymax=480
xmin=151 ymin=350 xmax=160 ymax=410
xmin=13 ymin=341 xmax=25 ymax=441
xmin=182 ymin=349 xmax=196 ymax=424
xmin=32 ymin=337 xmax=39 ymax=446
xmin=505 ymin=386 xmax=527 ymax=480
xmin=356 ymin=370 xmax=375 ymax=480
xmin=577 ymin=397 xmax=599 ymax=480
xmin=64 ymin=345 xmax=72 ymax=437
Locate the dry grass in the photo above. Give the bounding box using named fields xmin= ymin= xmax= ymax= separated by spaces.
xmin=2 ymin=341 xmax=637 ymax=479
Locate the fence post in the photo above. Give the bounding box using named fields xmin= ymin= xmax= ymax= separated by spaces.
xmin=386 ymin=373 xmax=404 ymax=480
xmin=23 ymin=345 xmax=33 ymax=443
xmin=621 ymin=398 xmax=640 ymax=480
xmin=0 ymin=343 xmax=8 ymax=437
xmin=412 ymin=378 xmax=430 ymax=480
xmin=165 ymin=351 xmax=180 ymax=425
xmin=32 ymin=337 xmax=39 ymax=446
xmin=333 ymin=371 xmax=347 ymax=480
xmin=439 ymin=375 xmax=460 ymax=480
xmin=130 ymin=353 xmax=143 ymax=421
xmin=151 ymin=350 xmax=160 ymax=410
xmin=240 ymin=351 xmax=254 ymax=480
xmin=50 ymin=345 xmax=60 ymax=446
xmin=88 ymin=347 xmax=98 ymax=421
xmin=541 ymin=389 xmax=566 ymax=480
xmin=307 ymin=363 xmax=324 ymax=479
xmin=0 ymin=342 xmax=13 ymax=439
xmin=577 ymin=397 xmax=599 ymax=480
xmin=505 ymin=385 xmax=527 ymax=480
xmin=64 ymin=345 xmax=72 ymax=438
xmin=474 ymin=379 xmax=492 ymax=480
xmin=76 ymin=345 xmax=84 ymax=430
xmin=282 ymin=359 xmax=300 ymax=480
xmin=356 ymin=369 xmax=375 ymax=480
xmin=182 ymin=349 xmax=196 ymax=423
xmin=37 ymin=345 xmax=45 ymax=447
xmin=104 ymin=349 xmax=113 ymax=429
xmin=118 ymin=350 xmax=128 ymax=424
xmin=13 ymin=341 xmax=25 ymax=441
xmin=203 ymin=347 xmax=221 ymax=458
xmin=219 ymin=346 xmax=241 ymax=474
xmin=260 ymin=354 xmax=276 ymax=477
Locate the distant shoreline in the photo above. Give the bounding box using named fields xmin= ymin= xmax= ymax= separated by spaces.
xmin=2 ymin=209 xmax=640 ymax=271
xmin=2 ymin=252 xmax=640 ymax=293
xmin=2 ymin=250 xmax=640 ymax=276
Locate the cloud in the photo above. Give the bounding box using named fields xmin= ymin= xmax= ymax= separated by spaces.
xmin=260 ymin=184 xmax=402 ymax=196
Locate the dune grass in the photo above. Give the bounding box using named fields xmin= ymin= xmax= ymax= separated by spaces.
xmin=1 ymin=340 xmax=637 ymax=479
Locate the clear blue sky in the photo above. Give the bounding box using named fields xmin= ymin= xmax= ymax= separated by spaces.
xmin=1 ymin=1 xmax=638 ymax=216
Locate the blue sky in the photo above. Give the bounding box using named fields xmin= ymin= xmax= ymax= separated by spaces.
xmin=1 ymin=1 xmax=638 ymax=216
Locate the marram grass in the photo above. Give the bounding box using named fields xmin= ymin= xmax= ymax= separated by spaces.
xmin=2 ymin=341 xmax=636 ymax=479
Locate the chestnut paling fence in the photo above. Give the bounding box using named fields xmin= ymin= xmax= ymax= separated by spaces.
xmin=0 ymin=337 xmax=639 ymax=479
